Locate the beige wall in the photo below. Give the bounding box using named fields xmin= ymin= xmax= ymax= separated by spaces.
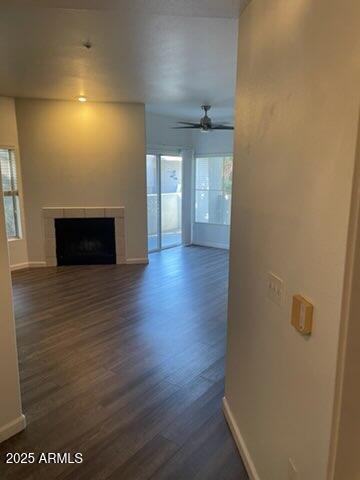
xmin=225 ymin=1 xmax=360 ymax=479
xmin=15 ymin=99 xmax=147 ymax=262
xmin=331 ymin=114 xmax=360 ymax=480
xmin=0 ymin=174 xmax=24 ymax=441
xmin=0 ymin=97 xmax=28 ymax=268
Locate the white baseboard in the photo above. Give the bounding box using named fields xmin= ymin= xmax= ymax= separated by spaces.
xmin=192 ymin=241 xmax=229 ymax=250
xmin=28 ymin=261 xmax=47 ymax=268
xmin=126 ymin=257 xmax=149 ymax=265
xmin=223 ymin=397 xmax=260 ymax=480
xmin=0 ymin=414 xmax=26 ymax=444
xmin=12 ymin=259 xmax=149 ymax=269
xmin=11 ymin=261 xmax=47 ymax=271
xmin=10 ymin=262 xmax=29 ymax=271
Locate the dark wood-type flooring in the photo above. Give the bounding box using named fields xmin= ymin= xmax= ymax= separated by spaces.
xmin=0 ymin=246 xmax=248 ymax=480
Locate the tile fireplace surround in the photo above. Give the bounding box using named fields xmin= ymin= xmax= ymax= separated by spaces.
xmin=42 ymin=207 xmax=126 ymax=267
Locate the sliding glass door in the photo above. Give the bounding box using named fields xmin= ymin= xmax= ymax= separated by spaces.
xmin=146 ymin=154 xmax=183 ymax=252
xmin=160 ymin=155 xmax=182 ymax=248
xmin=146 ymin=154 xmax=159 ymax=252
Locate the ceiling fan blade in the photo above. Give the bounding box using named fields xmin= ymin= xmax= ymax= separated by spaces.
xmin=172 ymin=126 xmax=202 ymax=129
xmin=176 ymin=121 xmax=201 ymax=127
xmin=211 ymin=125 xmax=234 ymax=130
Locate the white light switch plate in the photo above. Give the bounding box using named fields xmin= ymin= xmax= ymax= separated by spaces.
xmin=267 ymin=272 xmax=284 ymax=306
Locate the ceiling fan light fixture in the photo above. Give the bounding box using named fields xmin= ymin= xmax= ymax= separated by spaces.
xmin=173 ymin=105 xmax=234 ymax=131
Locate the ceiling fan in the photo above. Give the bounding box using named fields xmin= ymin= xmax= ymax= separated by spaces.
xmin=173 ymin=105 xmax=234 ymax=132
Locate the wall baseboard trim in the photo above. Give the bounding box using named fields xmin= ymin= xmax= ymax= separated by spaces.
xmin=28 ymin=261 xmax=47 ymax=268
xmin=10 ymin=262 xmax=29 ymax=271
xmin=223 ymin=397 xmax=260 ymax=480
xmin=12 ymin=259 xmax=149 ymax=269
xmin=0 ymin=414 xmax=26 ymax=444
xmin=192 ymin=241 xmax=229 ymax=250
xmin=126 ymin=257 xmax=149 ymax=265
xmin=10 ymin=261 xmax=47 ymax=271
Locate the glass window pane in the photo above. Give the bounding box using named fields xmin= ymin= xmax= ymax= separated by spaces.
xmin=208 ymin=157 xmax=223 ymax=190
xmin=146 ymin=154 xmax=159 ymax=251
xmin=160 ymin=156 xmax=182 ymax=194
xmin=207 ymin=191 xmax=224 ymax=224
xmin=224 ymin=193 xmax=232 ymax=225
xmin=196 ymin=158 xmax=209 ymax=189
xmin=147 ymin=194 xmax=159 ymax=251
xmin=146 ymin=155 xmax=157 ymax=194
xmin=195 ymin=190 xmax=209 ymax=223
xmin=1 ymin=149 xmax=21 ymax=238
xmin=4 ymin=195 xmax=17 ymax=237
xmin=223 ymin=157 xmax=233 ymax=194
xmin=0 ymin=150 xmax=12 ymax=192
xmin=195 ymin=155 xmax=233 ymax=226
xmin=161 ymin=156 xmax=182 ymax=247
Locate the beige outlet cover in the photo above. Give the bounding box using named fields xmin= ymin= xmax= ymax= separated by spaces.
xmin=291 ymin=295 xmax=313 ymax=335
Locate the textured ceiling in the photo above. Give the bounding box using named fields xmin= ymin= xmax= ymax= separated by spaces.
xmin=0 ymin=1 xmax=247 ymax=119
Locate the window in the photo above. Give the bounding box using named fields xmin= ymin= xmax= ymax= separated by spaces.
xmin=0 ymin=149 xmax=21 ymax=238
xmin=195 ymin=155 xmax=233 ymax=225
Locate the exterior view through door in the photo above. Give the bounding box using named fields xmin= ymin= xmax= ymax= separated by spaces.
xmin=147 ymin=154 xmax=183 ymax=252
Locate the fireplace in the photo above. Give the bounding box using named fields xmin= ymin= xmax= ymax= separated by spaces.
xmin=42 ymin=207 xmax=126 ymax=266
xmin=55 ymin=218 xmax=116 ymax=265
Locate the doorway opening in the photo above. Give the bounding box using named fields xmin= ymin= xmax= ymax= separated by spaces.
xmin=146 ymin=153 xmax=183 ymax=252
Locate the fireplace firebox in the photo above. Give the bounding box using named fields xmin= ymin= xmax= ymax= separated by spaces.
xmin=55 ymin=218 xmax=116 ymax=265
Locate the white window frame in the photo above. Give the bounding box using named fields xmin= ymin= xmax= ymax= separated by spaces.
xmin=193 ymin=153 xmax=233 ymax=227
xmin=0 ymin=147 xmax=22 ymax=239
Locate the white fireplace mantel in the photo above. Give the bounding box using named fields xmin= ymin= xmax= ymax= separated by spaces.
xmin=42 ymin=207 xmax=126 ymax=266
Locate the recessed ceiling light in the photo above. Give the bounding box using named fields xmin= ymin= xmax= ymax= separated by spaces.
xmin=78 ymin=96 xmax=87 ymax=102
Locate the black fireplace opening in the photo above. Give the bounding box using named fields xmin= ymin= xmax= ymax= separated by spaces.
xmin=55 ymin=218 xmax=116 ymax=265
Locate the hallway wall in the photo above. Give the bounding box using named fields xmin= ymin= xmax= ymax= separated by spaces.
xmin=225 ymin=0 xmax=360 ymax=479
xmin=0 ymin=97 xmax=28 ymax=269
xmin=0 ymin=170 xmax=24 ymax=442
xmin=331 ymin=114 xmax=360 ymax=480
